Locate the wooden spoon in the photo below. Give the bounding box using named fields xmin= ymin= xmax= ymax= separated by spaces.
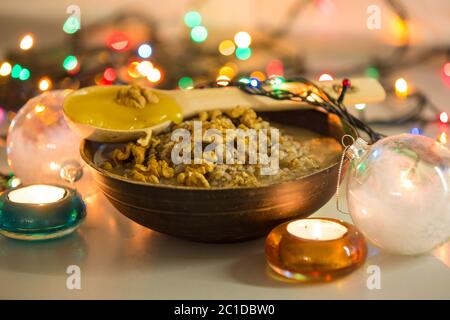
xmin=63 ymin=77 xmax=385 ymax=144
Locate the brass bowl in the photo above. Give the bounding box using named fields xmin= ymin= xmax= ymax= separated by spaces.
xmin=80 ymin=109 xmax=357 ymax=243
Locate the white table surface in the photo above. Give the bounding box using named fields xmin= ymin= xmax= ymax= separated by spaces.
xmin=0 ymin=66 xmax=449 ymax=300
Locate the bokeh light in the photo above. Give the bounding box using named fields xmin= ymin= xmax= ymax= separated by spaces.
xmin=0 ymin=62 xmax=12 ymax=76
xmin=178 ymin=77 xmax=194 ymax=90
xmin=444 ymin=62 xmax=450 ymax=77
xmin=234 ymin=31 xmax=251 ymax=48
xmin=190 ymin=26 xmax=208 ymax=42
xmin=266 ymin=59 xmax=284 ymax=77
xmin=219 ymin=66 xmax=236 ymax=79
xmin=365 ymin=66 xmax=380 ymax=79
xmin=63 ymin=16 xmax=80 ymax=34
xmin=354 ymin=103 xmax=366 ymax=111
xmin=184 ymin=11 xmax=202 ymax=28
xmin=270 ymin=76 xmax=284 ymax=88
xmin=235 ymin=47 xmax=252 ymax=60
xmin=147 ymin=68 xmax=162 ymax=83
xmin=127 ymin=61 xmax=141 ymax=78
xmin=391 ymin=16 xmax=409 ymax=45
xmin=216 ymin=75 xmax=230 ymax=86
xmin=437 ymin=132 xmax=448 ymax=144
xmin=103 ymin=68 xmax=117 ymax=82
xmin=107 ymin=32 xmax=130 ymax=51
xmin=249 ymin=78 xmax=259 ymax=87
xmin=11 ymin=64 xmax=22 ymax=78
xmin=137 ymin=61 xmax=153 ymax=77
xmin=63 ymin=55 xmax=78 ymax=71
xmin=318 ymin=73 xmax=333 ymax=81
xmin=138 ymin=44 xmax=152 ymax=58
xmin=439 ymin=112 xmax=449 ymax=124
xmin=218 ymin=40 xmax=235 ymax=56
xmin=94 ymin=73 xmax=105 ymax=85
xmin=19 ymin=68 xmax=30 ymax=81
xmin=38 ymin=77 xmax=52 ymax=91
xmin=395 ymin=78 xmax=408 ymax=98
xmin=250 ymin=71 xmax=266 ymax=81
xmin=20 ymin=34 xmax=34 ymax=50
xmin=410 ymin=127 xmax=422 ymax=135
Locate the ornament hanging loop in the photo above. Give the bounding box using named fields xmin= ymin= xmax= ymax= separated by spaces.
xmin=335 ymin=134 xmax=356 ymax=215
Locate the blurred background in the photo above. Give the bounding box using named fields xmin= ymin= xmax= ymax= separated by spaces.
xmin=0 ymin=0 xmax=449 ymax=139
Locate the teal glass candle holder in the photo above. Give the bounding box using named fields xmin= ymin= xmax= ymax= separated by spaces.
xmin=0 ymin=184 xmax=86 ymax=240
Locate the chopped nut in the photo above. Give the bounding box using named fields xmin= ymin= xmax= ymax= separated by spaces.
xmin=226 ymin=106 xmax=247 ymax=118
xmin=198 ymin=111 xmax=209 ymax=121
xmin=101 ymin=162 xmax=113 ymax=170
xmin=177 ymin=172 xmax=186 ymax=184
xmin=115 ymin=85 xmax=159 ymax=109
xmin=147 ymin=174 xmax=160 ymax=184
xmin=106 ymin=105 xmax=341 ymax=188
xmin=209 ymin=110 xmax=222 ymax=120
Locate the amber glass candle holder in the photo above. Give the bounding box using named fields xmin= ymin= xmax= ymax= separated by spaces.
xmin=265 ymin=218 xmax=367 ymax=282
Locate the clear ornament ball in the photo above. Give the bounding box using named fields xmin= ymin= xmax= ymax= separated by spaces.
xmin=6 ymin=90 xmax=95 ymax=196
xmin=347 ymin=134 xmax=450 ymax=255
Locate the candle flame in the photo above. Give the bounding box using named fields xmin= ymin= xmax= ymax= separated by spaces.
xmin=8 ymin=185 xmax=66 ymax=204
xmin=312 ymin=222 xmax=322 ymax=240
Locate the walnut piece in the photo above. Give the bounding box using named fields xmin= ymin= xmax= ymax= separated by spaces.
xmin=115 ymin=85 xmax=159 ymax=109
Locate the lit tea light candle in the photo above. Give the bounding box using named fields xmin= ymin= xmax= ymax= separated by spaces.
xmin=286 ymin=219 xmax=348 ymax=241
xmin=8 ymin=184 xmax=66 ymax=204
xmin=265 ymin=218 xmax=367 ymax=282
xmin=0 ymin=184 xmax=86 ymax=241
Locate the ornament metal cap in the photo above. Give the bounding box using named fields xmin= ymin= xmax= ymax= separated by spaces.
xmin=346 ymin=137 xmax=369 ymax=160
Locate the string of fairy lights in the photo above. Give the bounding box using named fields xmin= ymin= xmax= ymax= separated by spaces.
xmin=0 ymin=0 xmax=449 ymax=144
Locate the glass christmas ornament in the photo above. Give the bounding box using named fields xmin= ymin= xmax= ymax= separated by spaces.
xmin=6 ymin=90 xmax=95 ymax=196
xmin=346 ymin=134 xmax=450 ymax=255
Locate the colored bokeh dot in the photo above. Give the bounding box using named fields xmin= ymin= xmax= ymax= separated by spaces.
xmin=11 ymin=64 xmax=22 ymax=78
xmin=234 ymin=31 xmax=251 ymax=48
xmin=19 ymin=68 xmax=30 ymax=81
xmin=190 ymin=26 xmax=208 ymax=43
xmin=235 ymin=47 xmax=252 ymax=60
xmin=178 ymin=77 xmax=194 ymax=90
xmin=216 ymin=75 xmax=230 ymax=86
xmin=365 ymin=66 xmax=380 ymax=79
xmin=103 ymin=68 xmax=117 ymax=82
xmin=270 ymin=76 xmax=284 ymax=88
xmin=38 ymin=77 xmax=52 ymax=91
xmin=250 ymin=71 xmax=266 ymax=81
xmin=20 ymin=34 xmax=34 ymax=50
xmin=63 ymin=55 xmax=78 ymax=71
xmin=395 ymin=78 xmax=408 ymax=97
xmin=318 ymin=73 xmax=333 ymax=81
xmin=63 ymin=16 xmax=80 ymax=34
xmin=127 ymin=62 xmax=141 ymax=78
xmin=444 ymin=62 xmax=450 ymax=77
xmin=107 ymin=32 xmax=130 ymax=52
xmin=0 ymin=62 xmax=12 ymax=76
xmin=218 ymin=40 xmax=235 ymax=56
xmin=219 ymin=66 xmax=236 ymax=79
xmin=138 ymin=44 xmax=152 ymax=58
xmin=249 ymin=78 xmax=259 ymax=87
xmin=137 ymin=61 xmax=153 ymax=77
xmin=147 ymin=68 xmax=162 ymax=83
xmin=440 ymin=112 xmax=449 ymax=124
xmin=184 ymin=11 xmax=202 ymax=28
